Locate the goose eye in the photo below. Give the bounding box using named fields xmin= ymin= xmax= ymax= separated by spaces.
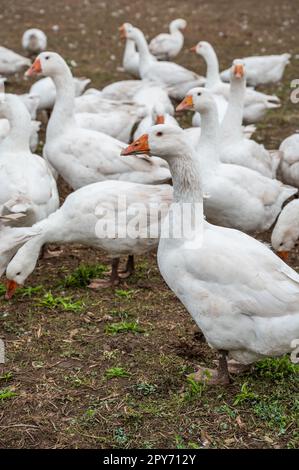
xmin=45 ymin=56 xmax=50 ymax=60
xmin=156 ymin=132 xmax=163 ymax=137
xmin=16 ymin=272 xmax=21 ymax=276
xmin=197 ymin=92 xmax=201 ymax=96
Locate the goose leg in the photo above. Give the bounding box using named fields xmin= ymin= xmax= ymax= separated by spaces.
xmin=189 ymin=350 xmax=231 ymax=386
xmin=119 ymin=255 xmax=135 ymax=279
xmin=88 ymin=258 xmax=120 ymax=289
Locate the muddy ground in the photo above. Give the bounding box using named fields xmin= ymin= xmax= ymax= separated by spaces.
xmin=0 ymin=0 xmax=298 ymax=449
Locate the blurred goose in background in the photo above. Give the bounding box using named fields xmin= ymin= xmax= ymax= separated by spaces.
xmin=176 ymin=88 xmax=297 ymax=233
xmin=122 ymin=23 xmax=205 ymax=100
xmin=219 ymin=60 xmax=280 ymax=177
xmin=134 ymin=103 xmax=179 ymax=140
xmin=29 ymin=76 xmax=90 ymax=112
xmin=191 ymin=41 xmax=281 ymax=123
xmin=0 ymin=94 xmax=59 ymax=227
xmin=149 ymin=18 xmax=187 ymax=60
xmin=75 ymin=103 xmax=145 ymax=143
xmin=0 ymin=46 xmax=31 ymax=75
xmin=271 ymin=199 xmax=299 ymax=261
xmin=278 ymin=132 xmax=299 ymax=187
xmin=26 ymin=52 xmax=171 ymax=190
xmin=221 ymin=53 xmax=291 ymax=86
xmin=119 ymin=24 xmax=142 ymax=77
xmin=22 ymin=28 xmax=47 ymax=55
xmin=0 ymin=117 xmax=41 ymax=153
xmin=122 ymin=124 xmax=299 ymax=385
xmin=2 ymin=180 xmax=173 ymax=297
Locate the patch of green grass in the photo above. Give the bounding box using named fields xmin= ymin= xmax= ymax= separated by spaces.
xmin=105 ymin=367 xmax=130 ymax=379
xmin=233 ymin=382 xmax=258 ymax=406
xmin=185 ymin=376 xmax=205 ymax=400
xmin=115 ymin=289 xmax=134 ymax=299
xmin=253 ymin=400 xmax=288 ymax=434
xmin=61 ymin=263 xmax=107 ymax=288
xmin=19 ymin=285 xmax=44 ymax=298
xmin=114 ymin=427 xmax=128 ymax=445
xmin=0 ymin=283 xmax=43 ymax=298
xmin=0 ymin=283 xmax=6 ymax=296
xmin=105 ymin=320 xmax=144 ymax=335
xmin=215 ymin=404 xmax=237 ymax=419
xmin=0 ymin=372 xmax=13 ymax=381
xmin=135 ymin=382 xmax=157 ymax=396
xmin=37 ymin=292 xmax=84 ymax=312
xmin=0 ymin=388 xmax=17 ymax=401
xmin=254 ymin=356 xmax=299 ymax=380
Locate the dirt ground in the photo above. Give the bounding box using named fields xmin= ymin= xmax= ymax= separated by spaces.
xmin=0 ymin=0 xmax=299 ymax=449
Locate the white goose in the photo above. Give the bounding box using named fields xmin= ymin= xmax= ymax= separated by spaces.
xmin=134 ymin=104 xmax=179 ymax=140
xmin=176 ymin=88 xmax=297 ymax=233
xmin=220 ymin=60 xmax=280 ymax=177
xmin=122 ymin=124 xmax=299 ymax=384
xmin=191 ymin=41 xmax=281 ymax=123
xmin=29 ymin=76 xmax=91 ymax=112
xmin=22 ymin=28 xmax=47 ymax=55
xmin=75 ymin=104 xmax=144 ymax=143
xmin=149 ymin=18 xmax=187 ymax=60
xmin=119 ymin=24 xmax=141 ymax=77
xmin=0 ymin=94 xmax=59 ymax=226
xmin=271 ymin=198 xmax=299 ymax=261
xmin=101 ymin=79 xmax=144 ymax=101
xmin=26 ymin=52 xmax=170 ymax=190
xmin=221 ymin=53 xmax=291 ymax=86
xmin=122 ymin=23 xmax=205 ymax=100
xmin=278 ymin=132 xmax=299 ymax=187
xmin=0 ymin=117 xmax=41 ymax=153
xmin=2 ymin=180 xmax=172 ymax=298
xmin=0 ymin=46 xmax=31 ymax=75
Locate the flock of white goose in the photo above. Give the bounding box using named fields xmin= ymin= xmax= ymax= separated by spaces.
xmin=0 ymin=21 xmax=299 ymax=385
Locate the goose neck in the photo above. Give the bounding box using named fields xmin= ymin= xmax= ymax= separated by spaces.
xmin=196 ymin=104 xmax=221 ymax=177
xmin=168 ymin=144 xmax=204 ymax=204
xmin=204 ymin=47 xmax=222 ymax=88
xmin=221 ymin=77 xmax=245 ymax=142
xmin=47 ymin=67 xmax=76 ymax=139
xmin=123 ymin=38 xmax=136 ymax=64
xmin=133 ymin=29 xmax=152 ymax=74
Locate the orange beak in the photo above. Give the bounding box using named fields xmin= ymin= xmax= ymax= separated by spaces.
xmin=190 ymin=45 xmax=197 ymax=53
xmin=121 ymin=134 xmax=150 ymax=156
xmin=25 ymin=58 xmax=42 ymax=77
xmin=155 ymin=115 xmax=165 ymax=124
xmin=5 ymin=280 xmax=19 ymax=300
xmin=234 ymin=64 xmax=244 ymax=78
xmin=176 ymin=95 xmax=193 ymax=112
xmin=277 ymin=250 xmax=289 ymax=262
xmin=119 ymin=24 xmax=126 ymax=39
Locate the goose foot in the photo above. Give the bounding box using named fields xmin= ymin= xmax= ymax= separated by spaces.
xmin=118 ymin=255 xmax=135 ymax=279
xmin=88 ymin=278 xmax=119 ymax=289
xmin=212 ymin=359 xmax=252 ymax=375
xmin=40 ymin=245 xmax=63 ymax=259
xmin=88 ymin=258 xmax=120 ymax=289
xmin=227 ymin=359 xmax=252 ymax=375
xmin=190 ymin=350 xmax=231 ymax=386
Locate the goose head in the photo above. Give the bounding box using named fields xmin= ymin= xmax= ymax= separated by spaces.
xmin=190 ymin=41 xmax=214 ymax=58
xmin=271 ymin=200 xmax=299 ymax=261
xmin=25 ymin=51 xmax=67 ymax=78
xmin=170 ymin=18 xmax=187 ymax=32
xmin=122 ymin=124 xmax=187 ymax=162
xmin=5 ymin=242 xmax=40 ymax=298
xmin=119 ymin=23 xmax=136 ymax=40
xmin=176 ymin=87 xmax=215 ymax=114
